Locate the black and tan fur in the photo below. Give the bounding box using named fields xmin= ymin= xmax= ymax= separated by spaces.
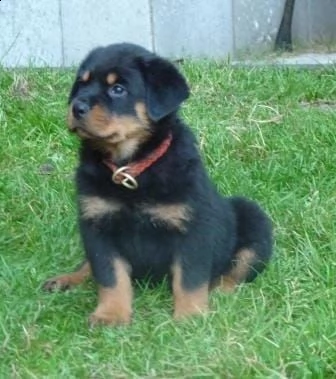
xmin=43 ymin=43 xmax=273 ymax=326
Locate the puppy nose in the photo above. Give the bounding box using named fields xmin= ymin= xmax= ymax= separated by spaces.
xmin=72 ymin=100 xmax=90 ymax=120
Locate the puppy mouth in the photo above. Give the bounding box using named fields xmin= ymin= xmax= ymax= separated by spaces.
xmin=72 ymin=126 xmax=122 ymax=142
xmin=68 ymin=104 xmax=122 ymax=142
xmin=69 ymin=117 xmax=124 ymax=143
xmin=67 ymin=103 xmax=152 ymax=154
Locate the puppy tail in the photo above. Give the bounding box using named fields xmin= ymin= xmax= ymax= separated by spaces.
xmin=228 ymin=196 xmax=273 ymax=283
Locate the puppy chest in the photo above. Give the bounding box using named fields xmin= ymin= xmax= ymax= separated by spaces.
xmin=79 ymin=195 xmax=188 ymax=279
xmin=79 ymin=195 xmax=192 ymax=233
xmin=110 ymin=215 xmax=178 ymax=282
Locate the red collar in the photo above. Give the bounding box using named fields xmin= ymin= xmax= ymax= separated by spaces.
xmin=103 ymin=132 xmax=173 ymax=190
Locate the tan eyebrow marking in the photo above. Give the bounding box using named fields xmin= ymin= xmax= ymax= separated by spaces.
xmin=81 ymin=71 xmax=90 ymax=82
xmin=106 ymin=73 xmax=118 ymax=85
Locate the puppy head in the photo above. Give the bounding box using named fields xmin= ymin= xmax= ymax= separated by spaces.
xmin=68 ymin=43 xmax=189 ymax=160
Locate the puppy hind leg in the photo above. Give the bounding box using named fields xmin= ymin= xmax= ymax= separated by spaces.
xmin=219 ymin=196 xmax=273 ymax=293
xmin=43 ymin=260 xmax=91 ymax=291
xmin=218 ymin=248 xmax=257 ymax=293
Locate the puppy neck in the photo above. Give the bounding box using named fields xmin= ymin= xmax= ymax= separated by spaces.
xmin=93 ymin=134 xmax=150 ymax=164
xmin=82 ymin=116 xmax=177 ymax=166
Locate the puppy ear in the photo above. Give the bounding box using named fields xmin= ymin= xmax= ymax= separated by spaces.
xmin=139 ymin=57 xmax=190 ymax=121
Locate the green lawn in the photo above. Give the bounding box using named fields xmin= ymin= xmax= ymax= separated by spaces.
xmin=1 ymin=62 xmax=336 ymax=378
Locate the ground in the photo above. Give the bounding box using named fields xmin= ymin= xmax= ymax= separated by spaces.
xmin=1 ymin=62 xmax=336 ymax=378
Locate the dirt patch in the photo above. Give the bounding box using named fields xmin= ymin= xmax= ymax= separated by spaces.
xmin=299 ymin=100 xmax=336 ymax=111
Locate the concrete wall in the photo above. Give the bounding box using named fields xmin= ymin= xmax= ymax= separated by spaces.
xmin=234 ymin=0 xmax=283 ymax=53
xmin=234 ymin=0 xmax=336 ymax=55
xmin=293 ymin=0 xmax=336 ymax=45
xmin=0 ymin=0 xmax=335 ymax=67
xmin=152 ymin=0 xmax=234 ymax=58
xmin=0 ymin=0 xmax=63 ymax=67
xmin=61 ymin=0 xmax=152 ymax=65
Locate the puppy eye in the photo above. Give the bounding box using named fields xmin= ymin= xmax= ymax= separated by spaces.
xmin=108 ymin=84 xmax=127 ymax=98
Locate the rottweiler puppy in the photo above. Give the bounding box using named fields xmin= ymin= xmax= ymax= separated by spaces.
xmin=44 ymin=43 xmax=273 ymax=326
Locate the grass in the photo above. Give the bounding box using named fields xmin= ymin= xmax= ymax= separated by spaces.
xmin=1 ymin=62 xmax=336 ymax=378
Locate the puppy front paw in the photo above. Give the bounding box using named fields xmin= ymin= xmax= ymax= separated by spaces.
xmin=89 ymin=309 xmax=132 ymax=327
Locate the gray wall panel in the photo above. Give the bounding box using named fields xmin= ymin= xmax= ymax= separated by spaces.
xmin=233 ymin=0 xmax=284 ymax=54
xmin=152 ymin=0 xmax=233 ymax=58
xmin=61 ymin=0 xmax=152 ymax=66
xmin=0 ymin=1 xmax=335 ymax=66
xmin=0 ymin=0 xmax=63 ymax=67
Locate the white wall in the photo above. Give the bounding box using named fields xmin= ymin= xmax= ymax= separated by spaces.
xmin=0 ymin=0 xmax=335 ymax=67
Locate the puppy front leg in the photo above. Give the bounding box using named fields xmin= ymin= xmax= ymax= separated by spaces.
xmin=89 ymin=259 xmax=133 ymax=326
xmin=171 ymin=257 xmax=210 ymax=319
xmin=81 ymin=222 xmax=133 ymax=326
